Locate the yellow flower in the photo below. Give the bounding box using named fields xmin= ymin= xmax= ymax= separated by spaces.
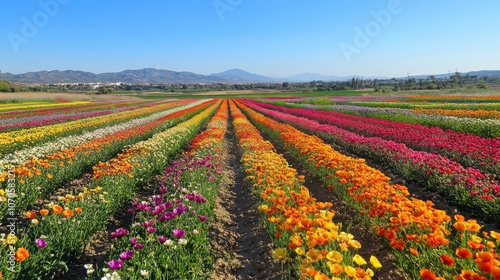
xmin=344 ymin=266 xmax=357 ymax=277
xmin=326 ymin=250 xmax=343 ymax=263
xmin=470 ymin=235 xmax=482 ymax=243
xmin=370 ymin=256 xmax=382 ymax=269
xmin=353 ymin=254 xmax=367 ymax=266
xmin=258 ymin=205 xmax=268 ymax=212
xmin=295 ymin=247 xmax=305 ymax=256
xmin=273 ymin=248 xmax=287 ymax=261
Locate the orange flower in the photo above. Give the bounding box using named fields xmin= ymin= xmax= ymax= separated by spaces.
xmin=455 ymin=248 xmax=473 ymax=259
xmin=306 ymin=249 xmax=323 ymax=262
xmin=468 ymin=220 xmax=481 ymax=232
xmin=454 ymin=221 xmax=469 ymax=231
xmin=40 ymin=208 xmax=49 ymax=216
xmin=468 ymin=240 xmax=485 ymax=250
xmin=15 ymin=248 xmax=29 ymax=262
xmin=420 ymin=269 xmax=436 ymax=280
xmin=62 ymin=209 xmax=73 ymax=218
xmin=74 ymin=207 xmax=83 ymax=213
xmin=389 ymin=239 xmax=405 ymax=250
xmin=474 ymin=259 xmax=493 ymax=273
xmin=440 ymin=255 xmax=455 ymax=266
xmin=25 ymin=211 xmax=36 ymax=220
xmin=52 ymin=205 xmax=63 ymax=215
xmin=475 ymin=251 xmax=493 ymax=262
xmin=410 ymin=248 xmax=419 ymax=256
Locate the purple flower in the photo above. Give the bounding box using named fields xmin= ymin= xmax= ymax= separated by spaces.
xmin=173 ymin=228 xmax=185 ymax=239
xmin=130 ymin=237 xmax=137 ymax=245
xmin=198 ymin=215 xmax=207 ymax=222
xmin=120 ymin=250 xmax=134 ymax=260
xmin=111 ymin=228 xmax=129 ymax=238
xmin=173 ymin=205 xmax=186 ymax=215
xmin=133 ymin=243 xmax=145 ymax=250
xmin=158 ymin=235 xmax=168 ymax=243
xmin=209 ymin=176 xmax=215 ymax=182
xmin=35 ymin=238 xmax=47 ymax=248
xmin=108 ymin=259 xmax=124 ymax=270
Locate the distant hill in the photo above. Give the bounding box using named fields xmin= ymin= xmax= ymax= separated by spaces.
xmin=1 ymin=68 xmax=499 ymax=84
xmin=209 ymin=68 xmax=276 ymax=82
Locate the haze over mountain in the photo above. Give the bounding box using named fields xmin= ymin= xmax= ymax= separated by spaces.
xmin=0 ymin=68 xmax=499 ymax=84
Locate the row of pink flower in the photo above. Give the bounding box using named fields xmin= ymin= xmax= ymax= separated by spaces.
xmin=254 ymin=100 xmax=500 ymax=179
xmin=0 ymin=99 xmax=148 ymax=120
xmin=0 ymin=106 xmax=144 ymax=132
xmin=242 ymin=100 xmax=500 ymax=223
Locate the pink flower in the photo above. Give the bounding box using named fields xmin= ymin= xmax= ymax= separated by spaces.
xmin=35 ymin=238 xmax=47 ymax=248
xmin=173 ymin=228 xmax=185 ymax=239
xmin=108 ymin=259 xmax=123 ymax=270
xmin=120 ymin=250 xmax=134 ymax=260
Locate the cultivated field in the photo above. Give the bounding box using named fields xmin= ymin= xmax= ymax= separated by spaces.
xmin=0 ymin=94 xmax=499 ymax=279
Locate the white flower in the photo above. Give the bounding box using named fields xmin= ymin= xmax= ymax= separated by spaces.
xmin=192 ymin=229 xmax=199 ymax=235
xmin=178 ymin=238 xmax=188 ymax=246
xmin=140 ymin=270 xmax=149 ymax=277
xmin=163 ymin=239 xmax=174 ymax=247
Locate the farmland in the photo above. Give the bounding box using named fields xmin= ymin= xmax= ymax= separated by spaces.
xmin=0 ymin=94 xmax=499 ymax=280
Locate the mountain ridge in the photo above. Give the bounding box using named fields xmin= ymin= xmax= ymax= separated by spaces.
xmin=1 ymin=68 xmax=499 ymax=84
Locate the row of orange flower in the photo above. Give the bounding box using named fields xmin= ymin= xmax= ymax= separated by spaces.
xmin=413 ymin=108 xmax=500 ymax=119
xmin=229 ymin=99 xmax=382 ymax=280
xmin=237 ymin=99 xmax=500 ymax=280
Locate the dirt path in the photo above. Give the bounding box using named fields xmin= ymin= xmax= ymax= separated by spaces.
xmin=209 ymin=112 xmax=284 ymax=280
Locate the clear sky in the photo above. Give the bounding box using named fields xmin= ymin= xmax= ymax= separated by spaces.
xmin=1 ymin=0 xmax=499 ymax=78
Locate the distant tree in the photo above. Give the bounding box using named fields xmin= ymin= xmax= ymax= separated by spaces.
xmin=282 ymin=82 xmax=289 ymax=89
xmin=97 ymin=87 xmax=114 ymax=94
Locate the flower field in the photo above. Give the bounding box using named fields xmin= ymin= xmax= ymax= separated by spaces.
xmin=0 ymin=96 xmax=499 ymax=279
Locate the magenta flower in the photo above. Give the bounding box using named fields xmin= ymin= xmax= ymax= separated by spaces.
xmin=158 ymin=235 xmax=168 ymax=243
xmin=108 ymin=259 xmax=124 ymax=270
xmin=130 ymin=237 xmax=137 ymax=245
xmin=133 ymin=243 xmax=145 ymax=250
xmin=198 ymin=215 xmax=207 ymax=222
xmin=173 ymin=228 xmax=185 ymax=239
xmin=111 ymin=228 xmax=129 ymax=238
xmin=120 ymin=250 xmax=134 ymax=260
xmin=35 ymin=238 xmax=47 ymax=248
xmin=147 ymin=227 xmax=156 ymax=234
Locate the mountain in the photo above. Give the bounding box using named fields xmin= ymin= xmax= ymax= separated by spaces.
xmin=0 ymin=68 xmax=229 ymax=84
xmin=210 ymin=68 xmax=277 ymax=82
xmin=1 ymin=68 xmax=499 ymax=84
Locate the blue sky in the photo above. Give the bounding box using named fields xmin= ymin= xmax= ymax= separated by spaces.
xmin=1 ymin=0 xmax=499 ymax=78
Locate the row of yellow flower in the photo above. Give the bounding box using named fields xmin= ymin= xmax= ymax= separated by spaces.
xmin=0 ymin=101 xmax=91 ymax=112
xmin=229 ymin=99 xmax=381 ymax=280
xmin=0 ymin=101 xmax=220 ymax=279
xmin=413 ymin=108 xmax=500 ymax=119
xmin=236 ymin=99 xmax=500 ymax=280
xmin=0 ymin=99 xmax=182 ymax=156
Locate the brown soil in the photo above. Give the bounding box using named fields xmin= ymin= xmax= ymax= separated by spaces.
xmin=209 ymin=115 xmax=284 ymax=280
